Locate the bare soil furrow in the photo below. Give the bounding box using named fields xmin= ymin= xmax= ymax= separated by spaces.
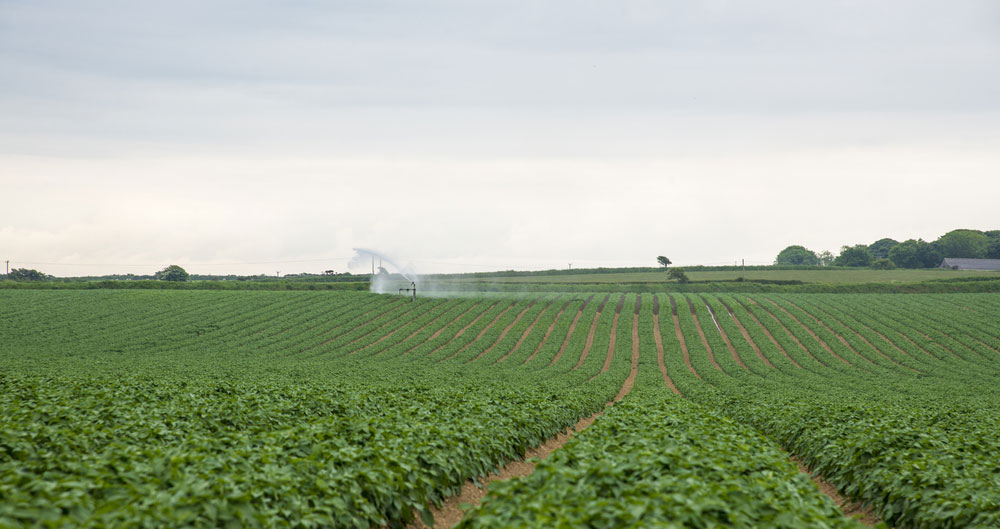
xmin=731 ymin=298 xmax=801 ymax=369
xmin=793 ymin=458 xmax=881 ymax=527
xmin=700 ymin=296 xmax=748 ymax=371
xmin=686 ymin=296 xmax=723 ymax=372
xmin=468 ymin=301 xmax=537 ymax=363
xmin=792 ymin=301 xmax=919 ymax=372
xmin=496 ymin=301 xmax=552 ymax=364
xmin=668 ymin=294 xmax=701 ymax=378
xmin=596 ymin=295 xmax=626 ymax=376
xmin=548 ymin=295 xmax=594 ymax=367
xmin=651 ymin=297 xmax=682 ymax=395
xmin=376 ymin=302 xmax=466 ymax=356
xmin=716 ymin=297 xmax=775 ymax=369
xmin=423 ymin=302 xmax=498 ymax=357
xmin=440 ymin=302 xmax=516 ymax=361
xmin=522 ymin=300 xmax=571 ymax=365
xmin=763 ymin=299 xmax=852 ymax=366
xmin=410 ymin=319 xmax=641 ymax=529
xmin=401 ymin=302 xmax=484 ymax=355
xmin=781 ymin=300 xmax=876 ymax=366
xmin=345 ymin=301 xmax=428 ymax=350
xmin=572 ymin=294 xmax=610 ymax=371
xmin=746 ymin=298 xmax=828 ymax=368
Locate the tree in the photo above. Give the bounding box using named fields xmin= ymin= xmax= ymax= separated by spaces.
xmin=656 ymin=256 xmax=671 ymax=268
xmin=7 ymin=268 xmax=47 ymax=281
xmin=868 ymin=238 xmax=899 ymax=260
xmin=667 ymin=268 xmax=689 ymax=283
xmin=986 ymin=239 xmax=1000 ymax=259
xmin=775 ymin=245 xmax=819 ymax=266
xmin=834 ymin=245 xmax=872 ymax=267
xmin=817 ymin=250 xmax=835 ymax=267
xmin=871 ymin=258 xmax=896 ymax=270
xmin=156 ymin=265 xmax=189 ymax=282
xmin=888 ymin=239 xmax=942 ymax=268
xmin=934 ymin=229 xmax=989 ymax=258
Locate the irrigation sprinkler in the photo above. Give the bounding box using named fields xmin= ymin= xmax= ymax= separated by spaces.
xmin=398 ymin=281 xmax=416 ymax=302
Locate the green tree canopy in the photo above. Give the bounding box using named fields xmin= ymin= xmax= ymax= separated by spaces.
xmin=935 ymin=229 xmax=989 ymax=258
xmin=775 ymin=245 xmax=819 ymax=266
xmin=871 ymin=258 xmax=896 ymax=270
xmin=986 ymin=239 xmax=1000 ymax=259
xmin=817 ymin=250 xmax=835 ymax=266
xmin=834 ymin=245 xmax=872 ymax=267
xmin=667 ymin=268 xmax=689 ymax=283
xmin=156 ymin=265 xmax=190 ymax=282
xmin=888 ymin=239 xmax=942 ymax=268
xmin=656 ymin=256 xmax=671 ymax=268
xmin=868 ymin=238 xmax=900 ymax=260
xmin=7 ymin=268 xmax=48 ymax=281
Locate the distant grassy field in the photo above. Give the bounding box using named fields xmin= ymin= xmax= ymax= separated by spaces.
xmin=449 ymin=268 xmax=1000 ymax=284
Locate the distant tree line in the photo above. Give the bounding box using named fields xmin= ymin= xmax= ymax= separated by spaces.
xmin=776 ymin=229 xmax=1000 ymax=269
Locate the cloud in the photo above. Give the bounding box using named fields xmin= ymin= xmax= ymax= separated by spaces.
xmin=1 ymin=2 xmax=999 ymax=275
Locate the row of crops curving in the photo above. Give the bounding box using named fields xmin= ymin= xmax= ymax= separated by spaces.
xmin=2 ymin=290 xmax=999 ymax=528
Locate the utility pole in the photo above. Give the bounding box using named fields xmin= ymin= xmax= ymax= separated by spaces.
xmin=569 ymin=263 xmax=572 ymax=270
xmin=4 ymin=260 xmax=8 ymax=276
xmin=742 ymin=258 xmax=745 ymax=281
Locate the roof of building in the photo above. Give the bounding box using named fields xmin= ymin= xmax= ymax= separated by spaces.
xmin=940 ymin=258 xmax=1000 ymax=271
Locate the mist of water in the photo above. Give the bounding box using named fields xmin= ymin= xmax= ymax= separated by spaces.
xmin=348 ymin=248 xmax=517 ymax=298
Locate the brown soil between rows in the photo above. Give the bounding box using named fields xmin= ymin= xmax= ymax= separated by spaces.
xmin=594 ymin=295 xmax=626 ymax=377
xmin=780 ymin=300 xmax=876 ymax=366
xmin=685 ymin=296 xmax=723 ymax=372
xmin=763 ymin=299 xmax=852 ymax=366
xmin=699 ymin=296 xmax=749 ymax=371
xmin=789 ymin=300 xmax=920 ymax=373
xmin=792 ymin=458 xmax=883 ymax=527
xmin=548 ymin=295 xmax=594 ymax=367
xmin=572 ymin=294 xmax=609 ymax=371
xmin=668 ymin=295 xmax=701 ymax=379
xmin=731 ymin=298 xmax=802 ymax=369
xmin=402 ymin=302 xmax=486 ymax=355
xmin=375 ymin=302 xmax=467 ymax=356
xmin=746 ymin=297 xmax=828 ymax=368
xmin=425 ymin=302 xmax=499 ymax=357
xmin=495 ymin=301 xmax=552 ymax=363
xmin=441 ymin=302 xmax=516 ymax=361
xmin=716 ymin=298 xmax=775 ymax=369
xmin=522 ymin=300 xmax=571 ymax=364
xmin=652 ymin=313 xmax=681 ymax=395
xmin=468 ymin=301 xmax=536 ymax=363
xmin=346 ymin=300 xmax=431 ymax=351
xmin=409 ymin=312 xmax=641 ymax=529
xmin=290 ymin=299 xmax=400 ymax=356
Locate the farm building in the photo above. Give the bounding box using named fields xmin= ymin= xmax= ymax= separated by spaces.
xmin=940 ymin=258 xmax=1000 ymax=270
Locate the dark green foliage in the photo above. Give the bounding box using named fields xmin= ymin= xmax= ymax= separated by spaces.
xmin=667 ymin=268 xmax=689 ymax=283
xmin=871 ymin=258 xmax=895 ymax=270
xmin=868 ymin=238 xmax=899 ymax=259
xmin=834 ymin=245 xmax=872 ymax=267
xmin=934 ymin=229 xmax=989 ymax=258
xmin=889 ymin=239 xmax=942 ymax=269
xmin=985 ymin=239 xmax=1000 ymax=259
xmin=656 ymin=255 xmax=671 ymax=267
xmin=6 ymin=268 xmax=48 ymax=281
xmin=156 ymin=264 xmax=190 ymax=282
xmin=775 ymin=245 xmax=820 ymax=266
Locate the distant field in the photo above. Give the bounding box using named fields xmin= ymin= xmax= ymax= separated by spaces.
xmin=448 ymin=268 xmax=1000 ymax=284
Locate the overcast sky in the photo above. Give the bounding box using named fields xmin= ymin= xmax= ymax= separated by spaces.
xmin=3 ymin=1 xmax=999 ymax=276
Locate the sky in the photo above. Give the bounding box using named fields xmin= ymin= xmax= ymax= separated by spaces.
xmin=2 ymin=1 xmax=999 ymax=277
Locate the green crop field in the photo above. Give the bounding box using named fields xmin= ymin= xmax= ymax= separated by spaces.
xmin=3 ymin=289 xmax=1000 ymax=528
